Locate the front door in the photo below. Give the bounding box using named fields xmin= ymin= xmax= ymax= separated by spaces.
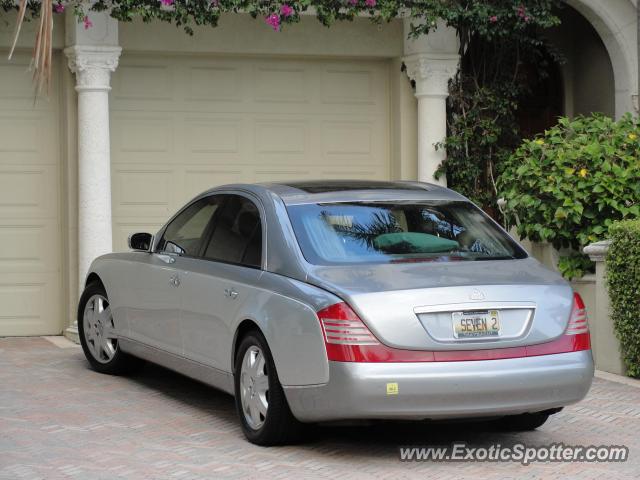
xmin=125 ymin=252 xmax=183 ymax=355
xmin=127 ymin=195 xmax=221 ymax=355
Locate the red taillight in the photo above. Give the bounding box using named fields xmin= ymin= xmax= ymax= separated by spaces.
xmin=318 ymin=302 xmax=379 ymax=346
xmin=566 ymin=292 xmax=589 ymax=335
xmin=317 ymin=302 xmax=386 ymax=362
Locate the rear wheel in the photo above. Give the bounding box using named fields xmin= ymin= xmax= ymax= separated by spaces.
xmin=78 ymin=281 xmax=141 ymax=374
xmin=495 ymin=412 xmax=551 ymax=431
xmin=234 ymin=330 xmax=304 ymax=445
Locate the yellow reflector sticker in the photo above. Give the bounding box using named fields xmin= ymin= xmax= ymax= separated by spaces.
xmin=386 ymin=382 xmax=399 ymax=395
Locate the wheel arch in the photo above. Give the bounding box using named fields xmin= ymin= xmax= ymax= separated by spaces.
xmin=85 ymin=272 xmax=105 ymax=289
xmin=229 ymin=285 xmax=332 ymax=387
xmin=232 ymin=319 xmax=263 ymax=374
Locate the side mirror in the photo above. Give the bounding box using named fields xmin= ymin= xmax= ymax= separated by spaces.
xmin=128 ymin=232 xmax=153 ymax=251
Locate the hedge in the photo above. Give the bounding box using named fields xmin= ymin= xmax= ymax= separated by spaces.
xmin=606 ymin=220 xmax=640 ymax=377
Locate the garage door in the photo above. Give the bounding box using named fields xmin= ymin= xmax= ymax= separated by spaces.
xmin=0 ymin=52 xmax=62 ymax=336
xmin=110 ymin=54 xmax=391 ymax=250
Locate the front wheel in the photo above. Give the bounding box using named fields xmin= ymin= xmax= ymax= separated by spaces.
xmin=78 ymin=281 xmax=140 ymax=374
xmin=234 ymin=330 xmax=304 ymax=445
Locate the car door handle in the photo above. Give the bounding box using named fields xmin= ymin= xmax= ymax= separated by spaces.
xmin=169 ymin=274 xmax=181 ymax=287
xmin=224 ymin=288 xmax=238 ymax=299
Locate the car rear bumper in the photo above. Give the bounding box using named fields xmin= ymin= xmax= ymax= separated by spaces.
xmin=283 ymin=350 xmax=594 ymax=423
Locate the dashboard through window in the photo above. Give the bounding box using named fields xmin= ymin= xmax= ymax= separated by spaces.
xmin=286 ymin=200 xmax=527 ymax=265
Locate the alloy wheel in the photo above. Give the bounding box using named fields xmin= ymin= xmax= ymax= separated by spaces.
xmin=82 ymin=294 xmax=118 ymax=364
xmin=239 ymin=345 xmax=269 ymax=430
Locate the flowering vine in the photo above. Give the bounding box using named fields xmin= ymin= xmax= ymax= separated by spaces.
xmin=1 ymin=1 xmax=558 ymax=39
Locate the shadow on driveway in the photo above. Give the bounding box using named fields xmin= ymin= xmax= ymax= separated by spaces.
xmin=124 ymin=359 xmax=538 ymax=450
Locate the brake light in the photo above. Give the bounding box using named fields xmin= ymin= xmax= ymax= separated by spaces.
xmin=318 ymin=302 xmax=379 ymax=346
xmin=566 ymin=292 xmax=589 ymax=335
xmin=317 ymin=302 xmax=384 ymax=362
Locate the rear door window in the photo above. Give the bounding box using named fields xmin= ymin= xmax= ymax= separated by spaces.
xmin=203 ymin=195 xmax=262 ymax=268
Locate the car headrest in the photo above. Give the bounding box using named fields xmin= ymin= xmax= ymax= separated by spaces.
xmin=238 ymin=211 xmax=259 ymax=237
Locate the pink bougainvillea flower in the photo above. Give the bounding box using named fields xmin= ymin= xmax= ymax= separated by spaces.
xmin=54 ymin=3 xmax=64 ymax=13
xmin=365 ymin=0 xmax=376 ymax=7
xmin=83 ymin=15 xmax=93 ymax=29
xmin=489 ymin=15 xmax=498 ymax=23
xmin=265 ymin=13 xmax=281 ymax=31
xmin=280 ymin=4 xmax=294 ymax=17
xmin=348 ymin=0 xmax=358 ymax=6
xmin=161 ymin=0 xmax=175 ymax=5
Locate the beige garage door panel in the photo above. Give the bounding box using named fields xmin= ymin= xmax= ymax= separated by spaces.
xmin=111 ymin=54 xmax=391 ymax=251
xmin=0 ymin=51 xmax=62 ymax=336
xmin=0 ymin=273 xmax=60 ymax=336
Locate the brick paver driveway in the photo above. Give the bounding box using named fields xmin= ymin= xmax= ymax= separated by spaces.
xmin=1 ymin=337 xmax=639 ymax=479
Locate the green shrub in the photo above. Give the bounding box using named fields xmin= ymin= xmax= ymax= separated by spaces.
xmin=607 ymin=220 xmax=640 ymax=378
xmin=498 ymin=113 xmax=640 ymax=279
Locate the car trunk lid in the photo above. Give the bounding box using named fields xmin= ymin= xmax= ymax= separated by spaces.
xmin=305 ymin=258 xmax=573 ymax=351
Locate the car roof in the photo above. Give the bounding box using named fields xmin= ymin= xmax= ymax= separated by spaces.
xmin=204 ymin=180 xmax=468 ymax=205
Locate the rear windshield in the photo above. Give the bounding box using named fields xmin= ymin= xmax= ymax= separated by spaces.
xmin=286 ymin=201 xmax=527 ymax=265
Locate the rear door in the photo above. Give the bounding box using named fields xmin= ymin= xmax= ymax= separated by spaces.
xmin=127 ymin=196 xmax=221 ymax=355
xmin=179 ymin=194 xmax=263 ymax=370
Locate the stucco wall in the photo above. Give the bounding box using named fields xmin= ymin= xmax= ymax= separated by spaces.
xmin=119 ymin=14 xmax=404 ymax=58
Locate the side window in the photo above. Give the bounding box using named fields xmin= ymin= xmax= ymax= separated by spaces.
xmin=204 ymin=195 xmax=262 ymax=268
xmin=159 ymin=196 xmax=221 ymax=256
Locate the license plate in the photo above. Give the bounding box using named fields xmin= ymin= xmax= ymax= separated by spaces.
xmin=452 ymin=310 xmax=501 ymax=339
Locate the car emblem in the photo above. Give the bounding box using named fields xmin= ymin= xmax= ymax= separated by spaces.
xmin=469 ymin=289 xmax=485 ymax=300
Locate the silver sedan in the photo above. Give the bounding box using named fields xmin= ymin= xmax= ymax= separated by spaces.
xmin=78 ymin=181 xmax=594 ymax=445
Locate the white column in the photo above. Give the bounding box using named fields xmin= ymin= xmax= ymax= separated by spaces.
xmin=64 ymin=46 xmax=120 ymax=341
xmin=403 ymin=53 xmax=459 ymax=186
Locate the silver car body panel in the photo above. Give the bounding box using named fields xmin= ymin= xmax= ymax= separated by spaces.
xmin=84 ymin=180 xmax=593 ymax=422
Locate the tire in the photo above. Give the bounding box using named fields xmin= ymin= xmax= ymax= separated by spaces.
xmin=495 ymin=412 xmax=551 ymax=432
xmin=78 ymin=281 xmax=141 ymax=375
xmin=234 ymin=330 xmax=304 ymax=445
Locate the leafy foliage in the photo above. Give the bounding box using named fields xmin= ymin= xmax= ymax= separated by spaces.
xmin=499 ymin=113 xmax=640 ymax=278
xmin=607 ymin=220 xmax=640 ymax=377
xmin=557 ymin=252 xmax=594 ymax=281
